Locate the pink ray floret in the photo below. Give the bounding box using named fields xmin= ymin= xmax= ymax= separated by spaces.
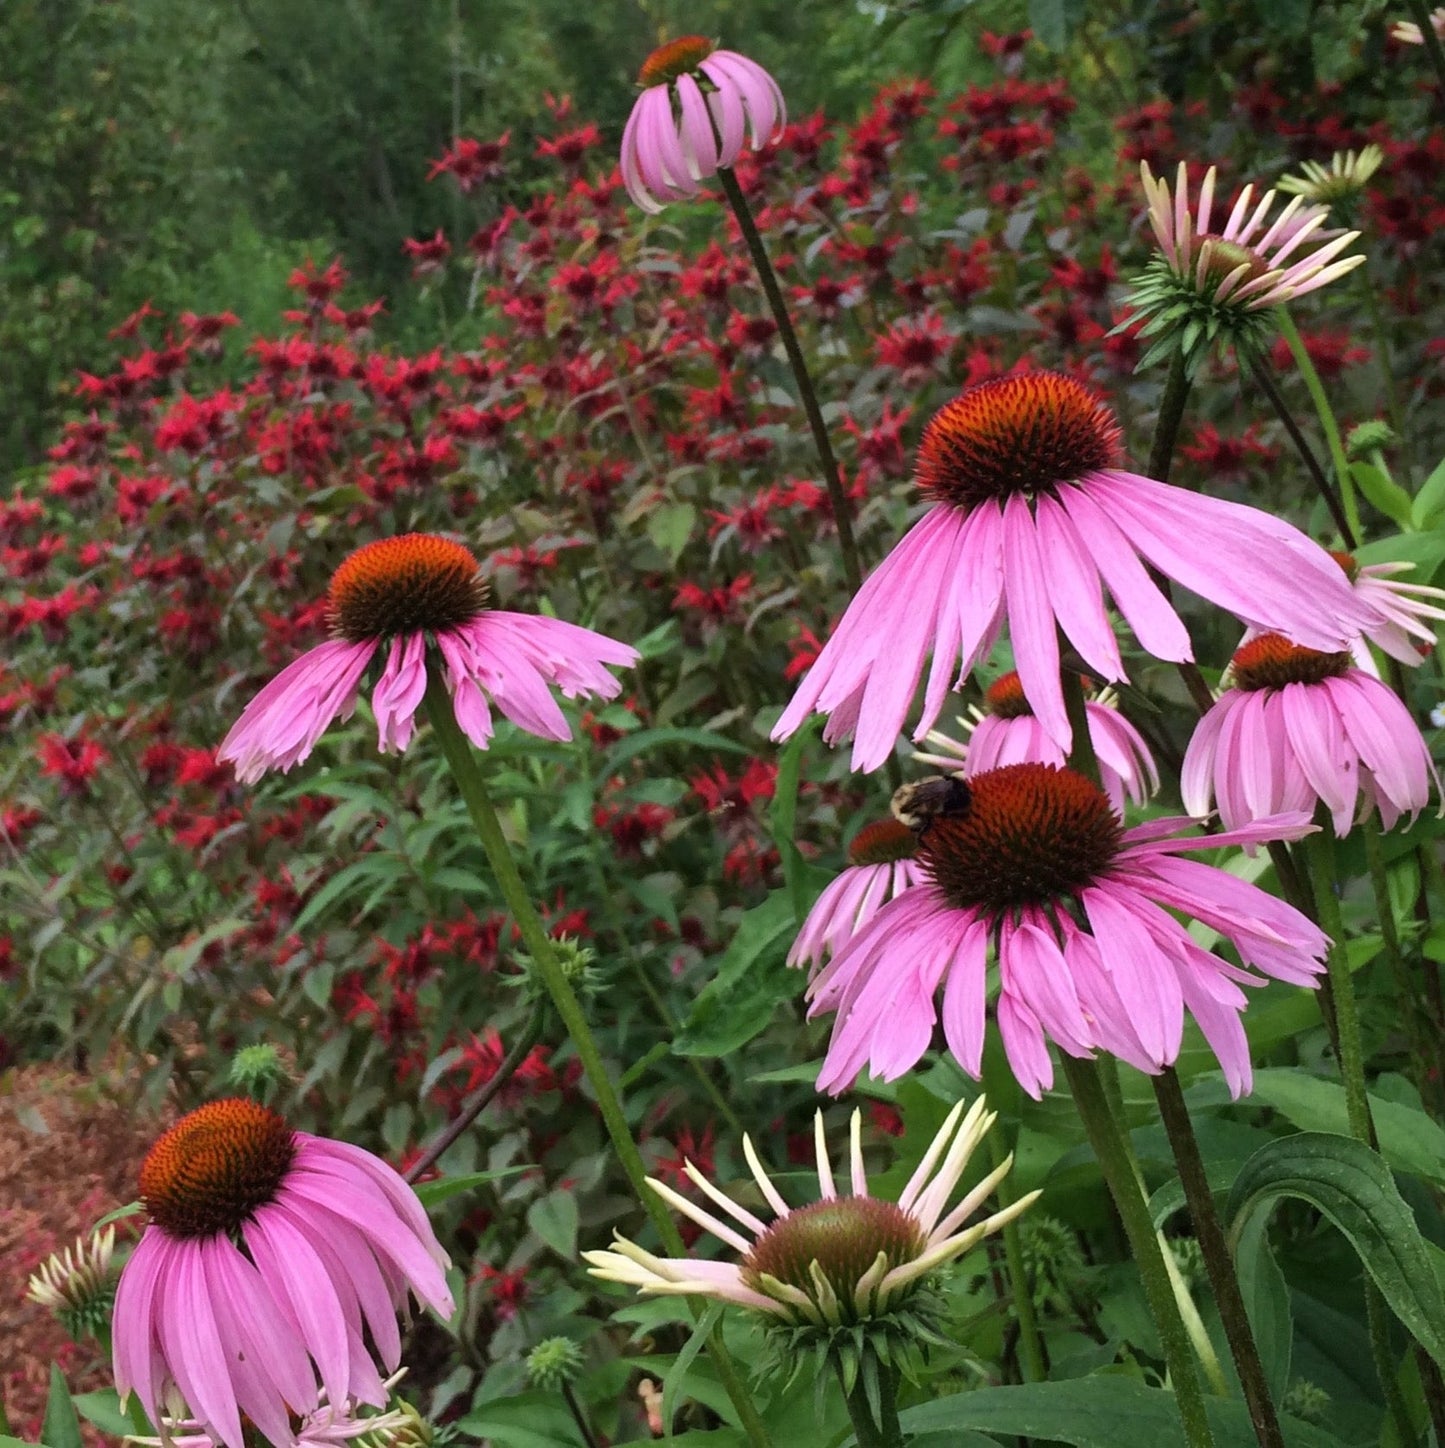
xmin=1140 ymin=160 xmax=1365 ymax=310
xmin=621 ymin=38 xmax=785 ymax=213
xmin=1182 ymin=632 xmax=1439 ymax=836
xmin=806 ymin=763 xmax=1327 ymax=1101
xmin=917 ymin=673 xmax=1159 ymax=815
xmin=219 ymin=533 xmax=637 ymax=784
xmin=113 ymin=1103 xmax=453 ymax=1448
xmin=774 ymin=373 xmax=1372 ymax=772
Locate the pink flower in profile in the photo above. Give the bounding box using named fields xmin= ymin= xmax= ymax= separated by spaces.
xmin=787 ymin=817 xmax=924 ymax=973
xmin=621 ymin=36 xmax=785 ymax=213
xmin=773 ymin=372 xmax=1370 ymax=772
xmin=219 ymin=534 xmax=636 ymax=783
xmin=916 ymin=670 xmax=1159 ymax=814
xmin=113 ymin=1099 xmax=453 ymax=1448
xmin=808 ymin=763 xmax=1327 ymax=1100
xmin=1329 ymin=549 xmax=1445 ymax=668
xmin=1392 ymin=8 xmax=1445 ymax=43
xmin=1182 ymin=632 xmax=1438 ymax=836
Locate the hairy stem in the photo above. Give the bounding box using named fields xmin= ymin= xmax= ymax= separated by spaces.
xmin=1146 ymin=349 xmax=1193 ymax=484
xmin=1274 ymin=309 xmax=1362 ymax=541
xmin=1061 ymin=1056 xmax=1217 ymax=1448
xmin=990 ymin=1124 xmax=1048 ymax=1382
xmin=1246 ymin=352 xmax=1357 ymax=547
xmin=1303 ymin=823 xmax=1416 ymax=1445
xmin=1153 ymin=1069 xmax=1286 ymax=1448
xmin=716 ymin=165 xmax=864 ymax=596
xmin=422 ymin=676 xmax=773 ymax=1448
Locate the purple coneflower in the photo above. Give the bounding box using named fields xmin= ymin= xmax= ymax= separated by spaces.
xmin=1329 ymin=550 xmax=1445 ymax=668
xmin=915 ymin=670 xmax=1159 ymax=814
xmin=1129 ymin=161 xmax=1364 ymax=371
xmin=788 ymin=818 xmax=924 ymax=973
xmin=773 ymin=372 xmax=1369 ymax=770
xmin=808 ymin=762 xmax=1328 ymax=1100
xmin=1392 ymin=8 xmax=1445 ymax=42
xmin=621 ymin=37 xmax=785 ymax=213
xmin=218 ymin=534 xmax=636 ymax=783
xmin=584 ymin=1097 xmax=1035 ymax=1326
xmin=113 ymin=1099 xmax=453 ymax=1448
xmin=1182 ymin=632 xmax=1438 ymax=836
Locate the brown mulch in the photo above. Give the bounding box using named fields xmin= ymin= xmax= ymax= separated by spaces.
xmin=1 ymin=1062 xmax=166 ymax=1442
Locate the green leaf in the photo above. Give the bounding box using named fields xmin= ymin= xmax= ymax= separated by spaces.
xmin=40 ymin=1367 xmax=83 ymax=1448
xmin=1243 ymin=1069 xmax=1445 ymax=1185
xmin=895 ymin=1378 xmax=1345 ymax=1446
xmin=605 ymin=728 xmax=753 ymax=772
xmin=1411 ymin=458 xmax=1445 ymax=531
xmin=672 ymin=889 xmax=799 ymax=1057
xmin=456 ymin=1391 xmax=584 ymax=1447
xmin=1351 ymin=462 xmax=1415 ymax=531
xmin=662 ymin=1302 xmax=724 ymax=1438
xmin=646 ymin=501 xmax=697 ymax=563
xmin=768 ymin=717 xmax=819 ymax=924
xmin=411 ymin=1166 xmax=530 ymax=1208
xmin=527 ymin=1188 xmax=579 ymax=1260
xmin=1234 ymin=1208 xmax=1292 ymax=1402
xmin=69 ymin=1391 xmax=134 ymax=1439
xmin=1226 ymin=1131 xmax=1445 ymax=1366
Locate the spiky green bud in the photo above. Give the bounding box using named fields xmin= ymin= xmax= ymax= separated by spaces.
xmin=526 ymin=1336 xmax=586 ymax=1391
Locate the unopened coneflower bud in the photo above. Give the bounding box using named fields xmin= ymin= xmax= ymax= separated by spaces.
xmin=1283 ymin=1380 xmax=1332 ymax=1425
xmin=1277 ymin=145 xmax=1384 ymax=206
xmin=26 ymin=1224 xmax=117 ymax=1339
xmin=526 ymin=1336 xmax=586 ymax=1391
xmin=1126 ymin=161 xmax=1365 ymax=374
xmin=514 ymin=937 xmax=599 ymax=1000
xmin=227 ymin=1042 xmax=286 ymax=1095
xmin=1345 ymin=419 xmax=1397 ymax=459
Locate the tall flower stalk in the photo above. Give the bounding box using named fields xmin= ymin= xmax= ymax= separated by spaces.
xmin=714 ymin=165 xmax=864 ymax=595
xmin=421 ymin=674 xmax=773 ymax=1448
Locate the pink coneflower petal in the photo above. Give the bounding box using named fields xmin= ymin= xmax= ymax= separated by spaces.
xmin=219 ymin=639 xmax=377 ymax=784
xmin=805 ymin=763 xmax=1327 ymax=1100
xmin=673 ymin=74 xmax=718 ymax=179
xmin=778 ymin=374 xmax=1367 ymax=768
xmin=113 ymin=1101 xmax=452 ymax=1448
xmin=622 ymin=42 xmax=784 ymax=211
xmin=1183 ymin=633 xmax=1436 ymax=834
xmin=372 ymin=632 xmax=428 ymax=754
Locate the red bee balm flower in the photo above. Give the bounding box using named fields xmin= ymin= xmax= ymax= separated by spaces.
xmin=219 ymin=534 xmax=636 ymax=783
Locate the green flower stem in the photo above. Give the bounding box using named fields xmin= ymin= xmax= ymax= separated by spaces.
xmin=1061 ymin=1056 xmax=1217 ymax=1448
xmin=715 ymin=165 xmax=863 ymax=596
xmin=1246 ymin=351 xmax=1357 ymax=547
xmin=1303 ymin=824 xmax=1373 ymax=1144
xmin=1104 ymin=1061 xmax=1229 ymax=1398
xmin=1303 ymin=821 xmax=1417 ymax=1445
xmin=1357 ymin=270 xmax=1410 ymax=479
xmin=1153 ymin=1068 xmax=1286 ymax=1448
xmin=1062 ymin=666 xmax=1100 ymax=785
xmin=1274 ymin=309 xmax=1362 ymax=541
xmin=1361 ymin=818 xmax=1437 ymax=1098
xmin=839 ymin=1362 xmax=903 ymax=1448
xmin=1146 ymin=350 xmax=1193 ymax=484
xmin=422 ymin=676 xmax=773 ymax=1448
xmin=989 ymin=1124 xmax=1048 ymax=1382
xmin=1404 ymin=0 xmax=1445 ymax=107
